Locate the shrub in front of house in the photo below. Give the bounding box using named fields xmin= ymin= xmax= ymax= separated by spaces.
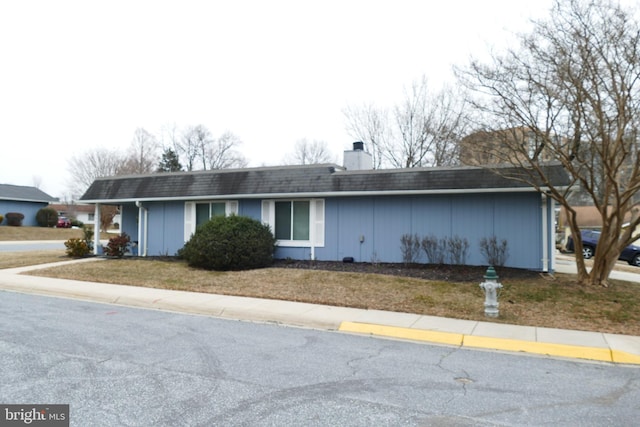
xmin=64 ymin=238 xmax=91 ymax=258
xmin=179 ymin=215 xmax=276 ymax=271
xmin=103 ymin=233 xmax=131 ymax=258
xmin=5 ymin=212 xmax=24 ymax=226
xmin=479 ymin=235 xmax=509 ymax=266
xmin=36 ymin=207 xmax=59 ymax=227
xmin=0 ymin=214 xmax=4 ymax=224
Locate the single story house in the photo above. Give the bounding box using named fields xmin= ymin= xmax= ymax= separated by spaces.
xmin=0 ymin=183 xmax=58 ymax=226
xmin=80 ymin=144 xmax=569 ymax=271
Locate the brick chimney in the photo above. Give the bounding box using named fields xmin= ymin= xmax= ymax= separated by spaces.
xmin=343 ymin=141 xmax=373 ymax=170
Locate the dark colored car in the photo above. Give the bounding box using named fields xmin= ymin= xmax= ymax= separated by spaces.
xmin=56 ymin=216 xmax=71 ymax=228
xmin=566 ymin=229 xmax=640 ymax=267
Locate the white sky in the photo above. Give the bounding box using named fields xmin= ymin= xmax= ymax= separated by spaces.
xmin=0 ymin=0 xmax=552 ymax=199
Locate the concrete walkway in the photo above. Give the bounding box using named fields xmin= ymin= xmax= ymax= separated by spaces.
xmin=1 ymin=257 xmax=639 ymax=365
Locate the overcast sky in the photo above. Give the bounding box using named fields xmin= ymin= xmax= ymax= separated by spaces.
xmin=0 ymin=0 xmax=553 ymax=199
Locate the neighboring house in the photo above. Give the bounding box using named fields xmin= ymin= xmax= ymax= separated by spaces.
xmin=80 ymin=143 xmax=569 ymax=272
xmin=460 ymin=127 xmax=558 ymax=166
xmin=50 ymin=203 xmax=121 ymax=227
xmin=0 ymin=183 xmax=58 ymax=226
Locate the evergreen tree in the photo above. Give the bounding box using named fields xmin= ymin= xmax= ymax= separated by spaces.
xmin=157 ymin=148 xmax=183 ymax=172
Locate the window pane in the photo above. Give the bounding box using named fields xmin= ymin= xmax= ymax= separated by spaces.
xmin=292 ymin=201 xmax=310 ymax=240
xmin=211 ymin=202 xmax=226 ymax=217
xmin=275 ymin=201 xmax=292 ymax=240
xmin=195 ymin=203 xmax=210 ymax=227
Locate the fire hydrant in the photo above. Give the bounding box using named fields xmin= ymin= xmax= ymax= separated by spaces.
xmin=479 ymin=266 xmax=502 ymax=318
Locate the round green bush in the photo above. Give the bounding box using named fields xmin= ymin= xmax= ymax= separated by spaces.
xmin=36 ymin=207 xmax=59 ymax=227
xmin=180 ymin=215 xmax=276 ymax=271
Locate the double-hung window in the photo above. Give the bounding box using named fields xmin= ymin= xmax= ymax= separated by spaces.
xmin=262 ymin=199 xmax=324 ymax=247
xmin=195 ymin=202 xmax=227 ymax=227
xmin=184 ymin=200 xmax=238 ymax=241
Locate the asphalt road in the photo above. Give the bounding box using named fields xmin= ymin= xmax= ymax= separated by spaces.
xmin=0 ymin=241 xmax=65 ymax=252
xmin=1 ymin=291 xmax=639 ymax=426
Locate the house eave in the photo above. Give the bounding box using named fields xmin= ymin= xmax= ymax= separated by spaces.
xmin=79 ymin=186 xmax=554 ymax=204
xmin=0 ymin=197 xmax=54 ymax=203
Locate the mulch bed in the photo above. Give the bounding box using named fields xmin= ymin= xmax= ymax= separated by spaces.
xmin=271 ymin=259 xmax=541 ymax=283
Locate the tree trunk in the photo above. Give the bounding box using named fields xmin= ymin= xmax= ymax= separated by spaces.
xmin=587 ymin=247 xmax=618 ymax=287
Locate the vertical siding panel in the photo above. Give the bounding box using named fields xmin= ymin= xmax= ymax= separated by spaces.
xmin=451 ymin=194 xmax=495 ymax=266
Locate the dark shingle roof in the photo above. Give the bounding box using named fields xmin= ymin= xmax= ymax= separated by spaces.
xmin=0 ymin=183 xmax=57 ymax=203
xmin=79 ymin=163 xmax=570 ymax=202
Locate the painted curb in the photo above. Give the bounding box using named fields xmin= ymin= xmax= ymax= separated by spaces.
xmin=338 ymin=321 xmax=640 ymax=365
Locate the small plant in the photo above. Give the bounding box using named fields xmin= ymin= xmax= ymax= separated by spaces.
xmin=446 ymin=235 xmax=470 ymax=265
xmin=400 ymin=233 xmax=421 ymax=264
xmin=103 ymin=233 xmax=131 ymax=258
xmin=64 ymin=238 xmax=91 ymax=258
xmin=5 ymin=212 xmax=24 ymax=226
xmin=421 ymin=234 xmax=446 ymax=264
xmin=36 ymin=207 xmax=59 ymax=227
xmin=480 ymin=235 xmax=509 ymax=266
xmin=370 ymin=251 xmax=381 ymax=267
xmin=82 ymin=225 xmax=94 ymax=251
xmin=0 ymin=214 xmax=4 ymax=224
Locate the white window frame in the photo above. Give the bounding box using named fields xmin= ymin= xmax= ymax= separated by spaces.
xmin=261 ymin=199 xmax=324 ymax=248
xmin=184 ymin=200 xmax=238 ymax=242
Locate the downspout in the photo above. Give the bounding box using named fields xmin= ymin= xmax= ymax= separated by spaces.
xmin=310 ymin=200 xmax=315 ymax=261
xmin=135 ymin=201 xmax=148 ymax=257
xmin=541 ymin=193 xmax=549 ymax=272
xmin=93 ymin=203 xmax=101 ymax=255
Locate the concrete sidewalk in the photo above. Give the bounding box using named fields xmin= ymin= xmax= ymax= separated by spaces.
xmin=1 ymin=258 xmax=639 ymax=365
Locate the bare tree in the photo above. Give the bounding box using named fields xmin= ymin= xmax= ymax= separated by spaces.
xmin=456 ymin=0 xmax=640 ymax=287
xmin=177 ymin=125 xmax=202 ymax=171
xmin=67 ymin=148 xmax=125 ymax=198
xmin=122 ymin=128 xmax=159 ymax=174
xmin=342 ymin=103 xmax=388 ymax=168
xmin=343 ymin=77 xmax=468 ymax=169
xmin=283 ymin=139 xmax=335 ymax=165
xmin=207 ymin=131 xmax=248 ymax=169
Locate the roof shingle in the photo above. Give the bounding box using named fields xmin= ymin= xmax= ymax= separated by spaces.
xmin=79 ymin=163 xmax=570 ymax=202
xmin=0 ymin=183 xmax=57 ymax=203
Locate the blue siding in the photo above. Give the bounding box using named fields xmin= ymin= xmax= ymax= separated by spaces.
xmin=316 ymin=192 xmax=544 ymax=270
xmin=121 ymin=204 xmax=139 ymax=242
xmin=0 ymin=201 xmax=49 ymax=226
xmin=123 ymin=192 xmax=549 ymax=271
xmin=145 ymin=201 xmax=185 ymax=256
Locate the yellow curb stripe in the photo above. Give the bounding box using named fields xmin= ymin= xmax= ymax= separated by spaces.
xmin=611 ymin=350 xmax=640 ymax=365
xmin=338 ymin=321 xmax=640 ymax=364
xmin=463 ymin=335 xmax=613 ymax=362
xmin=339 ymin=321 xmax=463 ymax=346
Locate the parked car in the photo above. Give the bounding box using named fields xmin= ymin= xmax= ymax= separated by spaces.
xmin=566 ymin=229 xmax=640 ymax=266
xmin=56 ymin=216 xmax=71 ymax=228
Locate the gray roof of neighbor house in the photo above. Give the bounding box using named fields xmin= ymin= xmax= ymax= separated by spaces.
xmin=79 ymin=163 xmax=570 ymax=203
xmin=0 ymin=183 xmax=57 ymax=203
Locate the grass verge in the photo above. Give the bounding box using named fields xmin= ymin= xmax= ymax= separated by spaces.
xmin=23 ymin=257 xmax=640 ymax=336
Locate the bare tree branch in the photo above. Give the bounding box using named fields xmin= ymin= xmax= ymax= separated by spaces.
xmin=283 ymin=139 xmax=335 ymax=165
xmin=457 ymin=0 xmax=640 ymax=286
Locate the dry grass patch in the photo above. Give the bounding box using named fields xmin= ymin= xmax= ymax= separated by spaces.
xmin=0 ymin=226 xmax=114 ymax=241
xmin=0 ymin=250 xmax=68 ymax=269
xmin=0 ymin=227 xmax=83 ymax=241
xmin=26 ymin=258 xmax=640 ymax=335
